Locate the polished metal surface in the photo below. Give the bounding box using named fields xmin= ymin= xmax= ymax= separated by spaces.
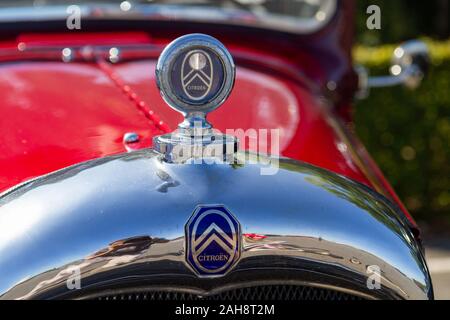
xmin=357 ymin=40 xmax=430 ymax=97
xmin=123 ymin=132 xmax=140 ymax=144
xmin=108 ymin=47 xmax=120 ymax=64
xmin=61 ymin=48 xmax=73 ymax=63
xmin=0 ymin=1 xmax=337 ymax=34
xmin=155 ymin=34 xmax=235 ymax=120
xmin=0 ymin=150 xmax=432 ymax=300
xmin=154 ymin=34 xmax=238 ymax=164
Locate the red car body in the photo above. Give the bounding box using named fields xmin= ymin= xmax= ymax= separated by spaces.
xmin=0 ymin=1 xmax=416 ymax=231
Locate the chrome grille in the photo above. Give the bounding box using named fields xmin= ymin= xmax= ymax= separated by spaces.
xmin=95 ymin=285 xmax=363 ymax=301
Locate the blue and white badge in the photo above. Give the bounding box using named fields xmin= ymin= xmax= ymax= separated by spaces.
xmin=185 ymin=205 xmax=241 ymax=277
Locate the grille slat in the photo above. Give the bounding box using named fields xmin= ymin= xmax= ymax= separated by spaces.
xmin=95 ymin=285 xmax=363 ymax=301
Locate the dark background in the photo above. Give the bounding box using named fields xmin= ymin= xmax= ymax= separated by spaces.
xmin=356 ymin=0 xmax=449 ymax=44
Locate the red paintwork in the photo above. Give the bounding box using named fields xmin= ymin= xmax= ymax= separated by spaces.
xmin=243 ymin=234 xmax=267 ymax=241
xmin=0 ymin=56 xmax=374 ymax=188
xmin=0 ymin=56 xmax=367 ymax=186
xmin=0 ymin=0 xmax=417 ymax=230
xmin=0 ymin=61 xmax=162 ymax=189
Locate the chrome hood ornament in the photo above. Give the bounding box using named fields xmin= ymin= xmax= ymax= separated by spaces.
xmin=154 ymin=34 xmax=237 ymax=163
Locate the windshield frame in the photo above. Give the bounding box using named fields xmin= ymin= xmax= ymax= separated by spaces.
xmin=0 ymin=0 xmax=338 ymax=35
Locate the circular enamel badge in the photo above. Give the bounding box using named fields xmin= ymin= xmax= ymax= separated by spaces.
xmin=155 ymin=34 xmax=235 ymax=115
xmin=185 ymin=205 xmax=241 ymax=277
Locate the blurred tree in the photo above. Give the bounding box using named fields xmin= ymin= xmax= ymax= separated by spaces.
xmin=354 ymin=41 xmax=450 ymax=223
xmin=355 ymin=1 xmax=449 ymax=226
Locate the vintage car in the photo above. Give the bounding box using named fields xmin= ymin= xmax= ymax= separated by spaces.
xmin=0 ymin=0 xmax=433 ymax=300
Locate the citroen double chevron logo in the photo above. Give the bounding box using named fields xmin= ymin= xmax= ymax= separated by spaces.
xmin=181 ymin=50 xmax=213 ymax=101
xmin=185 ymin=205 xmax=241 ymax=277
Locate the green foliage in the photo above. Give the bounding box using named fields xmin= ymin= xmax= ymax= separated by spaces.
xmin=353 ymin=40 xmax=450 ymax=221
xmin=354 ymin=39 xmax=450 ymax=67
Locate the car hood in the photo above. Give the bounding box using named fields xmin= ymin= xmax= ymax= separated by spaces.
xmin=0 ymin=56 xmax=375 ymax=192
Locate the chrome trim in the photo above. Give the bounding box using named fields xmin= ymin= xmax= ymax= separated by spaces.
xmin=154 ymin=34 xmax=238 ymax=164
xmin=155 ymin=34 xmax=235 ymax=118
xmin=76 ymin=280 xmax=373 ymax=301
xmin=123 ymin=132 xmax=140 ymax=144
xmin=61 ymin=47 xmax=73 ymax=63
xmin=108 ymin=47 xmax=120 ymax=64
xmin=357 ymin=40 xmax=430 ymax=98
xmin=0 ymin=150 xmax=432 ymax=300
xmin=0 ymin=2 xmax=337 ymax=35
xmin=7 ymin=43 xmax=162 ymax=62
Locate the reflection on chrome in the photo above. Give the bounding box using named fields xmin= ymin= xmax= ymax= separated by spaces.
xmin=0 ymin=150 xmax=432 ymax=300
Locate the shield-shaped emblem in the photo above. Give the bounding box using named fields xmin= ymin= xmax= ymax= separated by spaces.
xmin=185 ymin=205 xmax=241 ymax=277
xmin=181 ymin=50 xmax=214 ymax=101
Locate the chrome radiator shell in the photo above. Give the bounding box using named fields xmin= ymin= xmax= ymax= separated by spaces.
xmin=0 ymin=150 xmax=432 ymax=300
